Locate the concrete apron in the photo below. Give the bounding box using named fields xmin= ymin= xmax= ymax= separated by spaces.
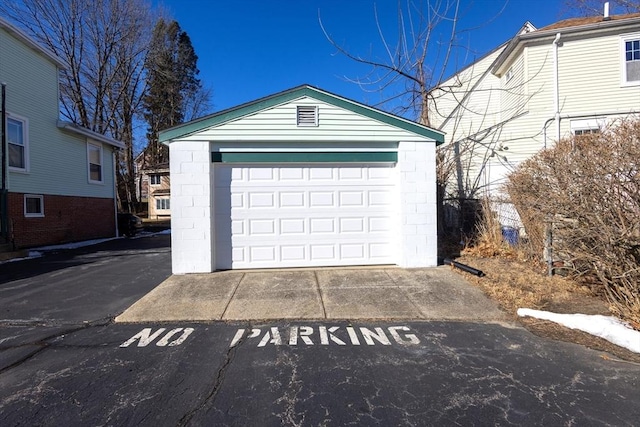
xmin=115 ymin=266 xmax=506 ymax=323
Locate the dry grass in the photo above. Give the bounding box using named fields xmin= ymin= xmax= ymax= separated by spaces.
xmin=445 ymin=196 xmax=640 ymax=362
xmin=455 ymin=254 xmax=608 ymax=317
xmin=450 ymin=252 xmax=640 ymax=363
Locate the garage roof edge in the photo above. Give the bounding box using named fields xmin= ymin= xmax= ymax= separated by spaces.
xmin=159 ymin=85 xmax=445 ymax=145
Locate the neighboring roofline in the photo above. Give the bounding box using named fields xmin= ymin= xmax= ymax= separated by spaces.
xmin=57 ymin=121 xmax=126 ymax=149
xmin=492 ymin=14 xmax=640 ymax=75
xmin=159 ymin=84 xmax=445 ymax=145
xmin=0 ymin=16 xmax=67 ymax=69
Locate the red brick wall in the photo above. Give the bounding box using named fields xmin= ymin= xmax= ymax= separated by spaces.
xmin=8 ymin=193 xmax=116 ymax=249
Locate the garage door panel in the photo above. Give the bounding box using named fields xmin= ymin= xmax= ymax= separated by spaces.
xmin=248 ymin=219 xmax=275 ymax=235
xmin=280 ymin=192 xmax=305 ymax=208
xmin=310 ymin=218 xmax=335 ymax=234
xmin=280 ymin=218 xmax=305 ymax=234
xmin=281 ymin=245 xmax=306 ymax=261
xmin=250 ymin=246 xmax=276 ymax=262
xmin=214 ymin=164 xmax=397 ymax=269
xmin=339 ymin=191 xmax=364 ymax=207
xmin=248 ymin=192 xmax=275 ymax=208
xmin=309 ymin=167 xmax=334 ymax=180
xmin=309 ymin=192 xmax=335 ymax=207
xmin=369 ymin=217 xmax=392 ymax=232
xmin=339 ymin=218 xmax=364 ymax=233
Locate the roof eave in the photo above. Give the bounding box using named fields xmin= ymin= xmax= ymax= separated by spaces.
xmin=492 ymin=16 xmax=640 ymax=75
xmin=57 ymin=121 xmax=125 ymax=149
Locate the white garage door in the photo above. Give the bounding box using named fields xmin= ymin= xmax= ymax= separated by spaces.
xmin=214 ymin=164 xmax=397 ymax=269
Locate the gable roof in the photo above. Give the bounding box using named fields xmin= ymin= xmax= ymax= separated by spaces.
xmin=159 ymin=85 xmax=445 ymax=145
xmin=492 ymin=13 xmax=640 ymax=76
xmin=540 ymin=13 xmax=640 ymax=31
xmin=0 ymin=16 xmax=66 ymax=69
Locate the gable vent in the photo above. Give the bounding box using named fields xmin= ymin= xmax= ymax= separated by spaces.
xmin=297 ymin=105 xmax=318 ymax=127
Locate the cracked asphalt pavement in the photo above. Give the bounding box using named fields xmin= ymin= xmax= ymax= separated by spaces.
xmin=1 ymin=234 xmax=640 ymax=426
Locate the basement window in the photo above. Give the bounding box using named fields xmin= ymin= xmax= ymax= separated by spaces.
xmin=297 ymin=105 xmax=318 ymax=127
xmin=24 ymin=194 xmax=44 ymax=217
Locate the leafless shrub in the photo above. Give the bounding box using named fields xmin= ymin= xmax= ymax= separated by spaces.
xmin=507 ymin=119 xmax=640 ymax=327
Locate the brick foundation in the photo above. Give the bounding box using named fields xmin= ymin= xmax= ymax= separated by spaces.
xmin=8 ymin=193 xmax=116 ymax=249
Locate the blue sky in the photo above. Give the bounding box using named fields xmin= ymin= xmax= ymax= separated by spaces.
xmin=158 ymin=0 xmax=575 ymax=116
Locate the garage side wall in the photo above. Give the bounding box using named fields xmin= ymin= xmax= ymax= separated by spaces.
xmin=397 ymin=141 xmax=438 ymax=267
xmin=169 ymin=140 xmax=214 ymax=274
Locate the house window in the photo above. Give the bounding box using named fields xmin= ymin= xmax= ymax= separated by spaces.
xmin=297 ymin=105 xmax=318 ymax=127
xmin=87 ymin=142 xmax=103 ymax=183
xmin=156 ymin=198 xmax=170 ymax=210
xmin=7 ymin=115 xmax=28 ymax=171
xmin=622 ymin=35 xmax=640 ymax=85
xmin=571 ymin=118 xmax=603 ymax=139
xmin=150 ymin=175 xmax=161 ymax=185
xmin=505 ymin=67 xmax=514 ymax=83
xmin=573 ymin=128 xmax=600 ymax=136
xmin=24 ymin=194 xmax=44 ymax=217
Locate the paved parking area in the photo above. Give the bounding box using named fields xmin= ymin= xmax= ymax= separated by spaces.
xmin=116 ymin=266 xmax=506 ymax=322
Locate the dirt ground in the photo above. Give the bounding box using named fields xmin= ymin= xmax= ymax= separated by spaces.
xmin=451 ymin=255 xmax=640 ymax=364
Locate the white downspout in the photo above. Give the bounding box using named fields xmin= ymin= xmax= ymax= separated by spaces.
xmin=553 ymin=33 xmax=562 ymax=143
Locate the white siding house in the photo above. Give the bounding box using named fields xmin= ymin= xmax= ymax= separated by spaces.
xmin=1 ymin=16 xmax=124 ymax=249
xmin=431 ymin=13 xmax=640 ymax=205
xmin=160 ymin=85 xmax=444 ymax=274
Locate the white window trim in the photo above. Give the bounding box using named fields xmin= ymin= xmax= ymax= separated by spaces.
xmin=24 ymin=194 xmax=44 ymax=218
xmin=150 ymin=174 xmax=161 ymax=185
xmin=620 ymin=32 xmax=640 ymax=87
xmin=156 ymin=197 xmax=170 ymax=210
xmin=570 ymin=118 xmax=605 ymax=135
xmin=87 ymin=141 xmax=104 ymax=184
xmin=7 ymin=112 xmax=30 ymax=173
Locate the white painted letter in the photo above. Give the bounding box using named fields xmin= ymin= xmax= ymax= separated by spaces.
xmin=346 ymin=327 xmax=360 ymax=345
xmin=319 ymin=326 xmax=346 ymax=346
xmin=289 ymin=326 xmax=314 ymax=345
xmin=230 ymin=329 xmax=246 ymax=348
xmin=120 ymin=328 xmax=166 ymax=347
xmin=388 ymin=326 xmax=420 ymax=345
xmin=156 ymin=328 xmax=194 ymax=347
xmin=359 ymin=327 xmax=391 ymax=346
xmin=231 ymin=328 xmax=261 ymax=348
xmin=258 ymin=327 xmax=282 ymax=347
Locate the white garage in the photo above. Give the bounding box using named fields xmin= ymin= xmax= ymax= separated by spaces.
xmin=160 ymin=85 xmax=444 ymax=274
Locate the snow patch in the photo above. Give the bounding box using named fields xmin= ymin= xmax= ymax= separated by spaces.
xmin=518 ymin=308 xmax=640 ymax=354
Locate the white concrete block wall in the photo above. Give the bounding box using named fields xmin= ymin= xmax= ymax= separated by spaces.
xmin=397 ymin=140 xmax=438 ymax=267
xmin=169 ymin=140 xmax=214 ymax=274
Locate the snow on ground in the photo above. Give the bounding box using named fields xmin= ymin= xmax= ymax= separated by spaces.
xmin=32 ymin=237 xmax=119 ymax=253
xmin=518 ymin=308 xmax=640 ymax=354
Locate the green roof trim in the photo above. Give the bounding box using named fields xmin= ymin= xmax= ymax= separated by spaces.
xmin=212 ymin=151 xmax=398 ymax=163
xmin=159 ymin=85 xmax=445 ymax=145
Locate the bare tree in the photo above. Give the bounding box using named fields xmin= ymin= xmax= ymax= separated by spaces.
xmin=1 ymin=0 xmax=155 ymax=211
xmin=563 ymin=0 xmax=640 ymax=16
xmin=321 ymin=1 xmax=541 ymax=235
xmin=320 ymin=0 xmax=508 ymax=127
